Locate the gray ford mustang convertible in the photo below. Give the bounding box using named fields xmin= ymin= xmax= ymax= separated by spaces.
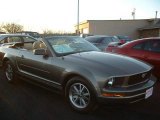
xmin=0 ymin=36 xmax=156 ymax=113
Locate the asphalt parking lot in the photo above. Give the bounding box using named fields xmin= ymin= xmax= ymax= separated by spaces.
xmin=0 ymin=68 xmax=160 ymax=120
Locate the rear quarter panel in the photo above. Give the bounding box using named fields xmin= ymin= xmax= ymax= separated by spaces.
xmin=0 ymin=47 xmax=20 ymax=68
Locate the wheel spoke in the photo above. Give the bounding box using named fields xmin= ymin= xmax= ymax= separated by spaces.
xmin=73 ymin=86 xmax=79 ymax=93
xmin=83 ymin=92 xmax=90 ymax=96
xmin=81 ymin=98 xmax=86 ymax=106
xmin=79 ymin=98 xmax=83 ymax=106
xmin=83 ymin=97 xmax=89 ymax=104
xmin=72 ymin=95 xmax=78 ymax=102
xmin=71 ymin=88 xmax=78 ymax=95
xmin=80 ymin=84 xmax=85 ymax=93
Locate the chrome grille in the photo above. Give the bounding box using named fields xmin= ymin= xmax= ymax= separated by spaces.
xmin=113 ymin=70 xmax=152 ymax=87
xmin=127 ymin=71 xmax=151 ymax=85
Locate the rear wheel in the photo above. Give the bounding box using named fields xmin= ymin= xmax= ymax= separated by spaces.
xmin=65 ymin=77 xmax=97 ymax=113
xmin=4 ymin=61 xmax=16 ymax=83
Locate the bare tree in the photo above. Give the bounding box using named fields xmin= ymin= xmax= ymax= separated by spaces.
xmin=42 ymin=29 xmax=54 ymax=37
xmin=43 ymin=29 xmax=53 ymax=35
xmin=0 ymin=24 xmax=4 ymax=32
xmin=2 ymin=23 xmax=23 ymax=33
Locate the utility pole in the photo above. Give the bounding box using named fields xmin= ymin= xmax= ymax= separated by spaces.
xmin=77 ymin=0 xmax=80 ymax=35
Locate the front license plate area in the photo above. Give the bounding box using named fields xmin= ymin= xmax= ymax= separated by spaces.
xmin=145 ymin=87 xmax=153 ymax=99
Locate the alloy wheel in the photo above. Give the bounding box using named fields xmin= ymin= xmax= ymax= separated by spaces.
xmin=69 ymin=83 xmax=90 ymax=109
xmin=5 ymin=63 xmax=13 ymax=81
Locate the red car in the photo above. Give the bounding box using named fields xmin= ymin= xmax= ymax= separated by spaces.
xmin=106 ymin=37 xmax=160 ymax=79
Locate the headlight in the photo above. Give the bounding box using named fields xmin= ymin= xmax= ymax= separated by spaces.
xmin=106 ymin=77 xmax=115 ymax=88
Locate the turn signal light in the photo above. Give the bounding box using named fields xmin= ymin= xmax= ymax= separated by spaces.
xmin=102 ymin=93 xmax=124 ymax=97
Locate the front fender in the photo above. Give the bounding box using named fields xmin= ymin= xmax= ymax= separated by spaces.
xmin=61 ymin=66 xmax=101 ymax=96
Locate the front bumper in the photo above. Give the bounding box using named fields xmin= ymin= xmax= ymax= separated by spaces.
xmin=97 ymin=77 xmax=156 ymax=104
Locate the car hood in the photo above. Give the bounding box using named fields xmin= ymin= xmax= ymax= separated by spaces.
xmin=64 ymin=51 xmax=152 ymax=76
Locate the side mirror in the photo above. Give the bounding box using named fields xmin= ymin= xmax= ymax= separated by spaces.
xmin=108 ymin=42 xmax=122 ymax=47
xmin=33 ymin=48 xmax=47 ymax=56
xmin=118 ymin=42 xmax=122 ymax=45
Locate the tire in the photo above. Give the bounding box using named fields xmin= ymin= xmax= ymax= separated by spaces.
xmin=65 ymin=76 xmax=97 ymax=113
xmin=4 ymin=61 xmax=16 ymax=83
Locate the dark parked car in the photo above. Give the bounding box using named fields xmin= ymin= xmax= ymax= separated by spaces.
xmin=0 ymin=34 xmax=37 ymax=46
xmin=114 ymin=35 xmax=132 ymax=44
xmin=106 ymin=37 xmax=160 ymax=79
xmin=85 ymin=35 xmax=119 ymax=51
xmin=0 ymin=36 xmax=156 ymax=113
xmin=80 ymin=33 xmax=93 ymax=38
xmin=16 ymin=31 xmax=42 ymax=40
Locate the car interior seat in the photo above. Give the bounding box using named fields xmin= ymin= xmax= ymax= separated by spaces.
xmin=32 ymin=40 xmax=42 ymax=50
xmin=40 ymin=42 xmax=46 ymax=49
xmin=23 ymin=43 xmax=33 ymax=50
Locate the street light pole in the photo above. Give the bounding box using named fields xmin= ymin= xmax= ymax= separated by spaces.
xmin=77 ymin=0 xmax=80 ymax=35
xmin=155 ymin=11 xmax=158 ymax=19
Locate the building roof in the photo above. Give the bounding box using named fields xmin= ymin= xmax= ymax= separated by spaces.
xmin=75 ymin=19 xmax=150 ymax=27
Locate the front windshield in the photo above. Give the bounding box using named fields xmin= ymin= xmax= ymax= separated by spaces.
xmin=46 ymin=36 xmax=99 ymax=56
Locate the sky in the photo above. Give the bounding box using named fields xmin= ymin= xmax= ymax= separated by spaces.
xmin=0 ymin=0 xmax=160 ymax=33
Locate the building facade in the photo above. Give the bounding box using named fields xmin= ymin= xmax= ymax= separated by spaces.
xmin=139 ymin=19 xmax=160 ymax=38
xmin=75 ymin=19 xmax=160 ymax=39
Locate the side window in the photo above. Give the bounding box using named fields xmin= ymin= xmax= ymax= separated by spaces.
xmin=0 ymin=37 xmax=21 ymax=44
xmin=143 ymin=41 xmax=150 ymax=51
xmin=101 ymin=37 xmax=112 ymax=44
xmin=22 ymin=36 xmax=36 ymax=42
xmin=0 ymin=40 xmax=3 ymax=44
xmin=133 ymin=42 xmax=145 ymax=50
xmin=10 ymin=37 xmax=21 ymax=42
xmin=0 ymin=39 xmax=7 ymax=44
xmin=96 ymin=38 xmax=102 ymax=43
xmin=0 ymin=37 xmax=10 ymax=43
xmin=112 ymin=37 xmax=119 ymax=42
xmin=149 ymin=40 xmax=160 ymax=53
xmin=86 ymin=37 xmax=99 ymax=43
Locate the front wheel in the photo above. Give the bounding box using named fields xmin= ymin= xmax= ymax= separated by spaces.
xmin=4 ymin=61 xmax=16 ymax=83
xmin=65 ymin=77 xmax=97 ymax=113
